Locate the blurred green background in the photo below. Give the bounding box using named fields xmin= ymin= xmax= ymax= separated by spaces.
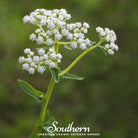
xmin=0 ymin=0 xmax=137 ymax=138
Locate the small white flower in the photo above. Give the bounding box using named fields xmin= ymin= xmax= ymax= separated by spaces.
xmin=47 ymin=30 xmax=53 ymax=36
xmin=53 ymin=29 xmax=58 ymax=34
xmin=45 ymin=60 xmax=50 ymax=65
xmin=26 ymin=57 xmax=32 ymax=63
xmin=28 ymin=67 xmax=35 ymax=74
xmin=29 ymin=33 xmax=36 ymax=41
xmin=33 ymin=56 xmax=40 ymax=63
xmin=78 ymin=33 xmax=84 ymax=39
xmin=46 ymin=38 xmax=53 ymax=45
xmin=110 ymin=43 xmax=116 ymax=49
xmin=76 ymin=22 xmax=82 ymax=28
xmin=24 ymin=48 xmax=31 ymax=54
xmin=74 ymin=33 xmax=79 ymax=38
xmin=105 ymin=44 xmax=110 ymax=49
xmin=37 ymin=48 xmax=45 ymax=55
xmin=35 ymin=29 xmax=41 ymax=33
xmin=38 ymin=66 xmax=45 ymax=74
xmin=49 ymin=48 xmax=54 ymax=53
xmin=50 ymin=53 xmax=57 ymax=60
xmin=59 ymin=15 xmax=64 ymax=21
xmin=23 ymin=15 xmax=30 ymax=23
xmin=105 ymin=28 xmax=110 ymax=34
xmin=30 ymin=51 xmax=34 ymax=56
xmin=49 ymin=62 xmax=56 ymax=68
xmin=18 ymin=56 xmax=25 ymax=63
xmin=43 ymin=54 xmax=49 ymax=60
xmin=30 ymin=62 xmax=35 ymax=67
xmin=57 ymin=53 xmax=62 ymax=59
xmin=83 ymin=29 xmax=88 ymax=33
xmin=105 ymin=35 xmax=110 ymax=42
xmin=80 ymin=43 xmax=86 ymax=50
xmin=65 ymin=14 xmax=71 ymax=20
xmin=96 ymin=27 xmax=103 ymax=33
xmin=39 ymin=19 xmax=46 ymax=26
xmin=78 ymin=38 xmax=83 ymax=43
xmin=36 ymin=36 xmax=44 ymax=44
xmin=55 ymin=34 xmax=62 ymax=40
xmin=48 ymin=22 xmax=55 ymax=29
xmin=29 ymin=17 xmax=36 ymax=24
xmin=61 ymin=29 xmax=69 ymax=36
xmin=57 ymin=59 xmax=61 ymax=63
xmin=67 ymin=33 xmax=73 ymax=40
xmin=114 ymin=45 xmax=119 ymax=51
xmin=85 ymin=38 xmax=91 ymax=45
xmin=70 ymin=42 xmax=78 ymax=49
xmin=83 ymin=22 xmax=90 ymax=28
xmin=100 ymin=31 xmax=106 ymax=37
xmin=22 ymin=63 xmax=29 ymax=70
xmin=67 ymin=24 xmax=73 ymax=30
xmin=107 ymin=49 xmax=114 ymax=55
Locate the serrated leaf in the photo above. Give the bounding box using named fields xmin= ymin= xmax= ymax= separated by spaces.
xmin=17 ymin=79 xmax=44 ymax=102
xmin=60 ymin=72 xmax=84 ymax=80
xmin=63 ymin=45 xmax=72 ymax=50
xmin=49 ymin=67 xmax=59 ymax=83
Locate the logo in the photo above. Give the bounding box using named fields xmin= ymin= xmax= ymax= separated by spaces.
xmin=38 ymin=121 xmax=100 ymax=137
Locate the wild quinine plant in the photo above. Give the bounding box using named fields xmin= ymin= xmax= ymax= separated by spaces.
xmin=17 ymin=8 xmax=118 ymax=137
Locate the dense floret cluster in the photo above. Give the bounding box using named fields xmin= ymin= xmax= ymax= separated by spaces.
xmin=19 ymin=9 xmax=119 ymax=75
xmin=23 ymin=8 xmax=91 ymax=50
xmin=18 ymin=48 xmax=62 ymax=74
xmin=96 ymin=27 xmax=118 ymax=55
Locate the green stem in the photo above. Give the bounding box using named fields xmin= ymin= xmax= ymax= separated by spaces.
xmin=57 ymin=41 xmax=71 ymax=45
xmin=59 ymin=39 xmax=104 ymax=77
xmin=30 ymin=77 xmax=55 ymax=138
xmin=38 ymin=77 xmax=55 ymax=124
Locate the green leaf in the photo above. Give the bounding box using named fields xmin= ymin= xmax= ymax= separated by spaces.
xmin=17 ymin=79 xmax=44 ymax=102
xmin=98 ymin=46 xmax=108 ymax=56
xmin=63 ymin=45 xmax=72 ymax=50
xmin=49 ymin=67 xmax=59 ymax=83
xmin=60 ymin=72 xmax=84 ymax=80
xmin=87 ymin=41 xmax=96 ymax=49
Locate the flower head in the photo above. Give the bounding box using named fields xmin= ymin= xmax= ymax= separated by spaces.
xmin=96 ymin=27 xmax=118 ymax=55
xmin=18 ymin=48 xmax=62 ymax=74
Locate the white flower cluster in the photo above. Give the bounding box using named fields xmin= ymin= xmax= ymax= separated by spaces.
xmin=18 ymin=48 xmax=62 ymax=74
xmin=23 ymin=9 xmax=91 ymax=50
xmin=96 ymin=27 xmax=118 ymax=55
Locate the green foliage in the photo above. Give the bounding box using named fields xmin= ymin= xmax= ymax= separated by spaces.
xmin=49 ymin=67 xmax=60 ymax=83
xmin=17 ymin=79 xmax=44 ymax=102
xmin=60 ymin=72 xmax=84 ymax=80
